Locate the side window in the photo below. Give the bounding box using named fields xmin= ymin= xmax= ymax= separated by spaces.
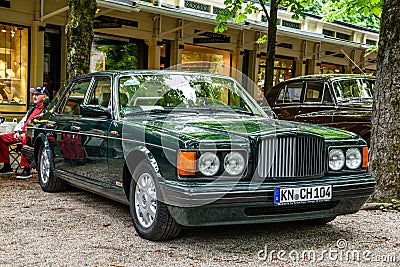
xmin=87 ymin=77 xmax=112 ymax=108
xmin=304 ymin=81 xmax=325 ymax=103
xmin=276 ymin=82 xmax=303 ymax=104
xmin=59 ymin=80 xmax=91 ymax=115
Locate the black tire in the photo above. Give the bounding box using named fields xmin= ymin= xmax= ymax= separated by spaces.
xmin=38 ymin=145 xmax=68 ymax=192
xmin=129 ymin=159 xmax=181 ymax=241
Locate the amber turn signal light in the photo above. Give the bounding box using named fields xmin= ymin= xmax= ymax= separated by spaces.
xmin=362 ymin=147 xmax=369 ymax=168
xmin=177 ymin=151 xmax=196 ymax=176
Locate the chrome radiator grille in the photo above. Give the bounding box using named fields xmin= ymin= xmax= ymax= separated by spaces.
xmin=257 ymin=136 xmax=325 ymax=178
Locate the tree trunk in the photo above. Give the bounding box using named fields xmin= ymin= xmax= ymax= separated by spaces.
xmin=263 ymin=0 xmax=278 ymax=96
xmin=370 ymin=0 xmax=400 ymax=199
xmin=66 ymin=0 xmax=97 ymax=79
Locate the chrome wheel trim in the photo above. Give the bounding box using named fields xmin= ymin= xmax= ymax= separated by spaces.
xmin=134 ymin=172 xmax=157 ymax=228
xmin=40 ymin=148 xmax=50 ymax=184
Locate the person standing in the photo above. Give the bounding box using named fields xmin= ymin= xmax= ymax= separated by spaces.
xmin=0 ymin=86 xmax=49 ymax=179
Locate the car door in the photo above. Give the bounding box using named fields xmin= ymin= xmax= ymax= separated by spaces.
xmin=72 ymin=76 xmax=113 ymax=186
xmin=49 ymin=79 xmax=91 ymax=173
xmin=295 ymin=80 xmax=335 ymax=125
xmin=271 ymin=81 xmax=303 ymax=120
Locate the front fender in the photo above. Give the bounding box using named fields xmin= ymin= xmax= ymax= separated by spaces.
xmin=33 ymin=132 xmax=52 ymax=166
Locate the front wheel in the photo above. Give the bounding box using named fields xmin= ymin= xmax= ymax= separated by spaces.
xmin=38 ymin=145 xmax=67 ymax=192
xmin=129 ymin=159 xmax=181 ymax=241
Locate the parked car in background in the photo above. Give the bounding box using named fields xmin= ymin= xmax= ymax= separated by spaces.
xmin=24 ymin=71 xmax=375 ymax=241
xmin=265 ymin=74 xmax=375 ymax=145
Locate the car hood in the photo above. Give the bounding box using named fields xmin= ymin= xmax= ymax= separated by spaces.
xmin=128 ymin=114 xmax=359 ymax=144
xmin=337 ymin=100 xmax=372 ymax=110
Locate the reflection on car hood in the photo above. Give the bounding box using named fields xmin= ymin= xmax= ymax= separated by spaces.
xmin=337 ymin=100 xmax=373 ymax=109
xmin=130 ymin=114 xmax=358 ymax=143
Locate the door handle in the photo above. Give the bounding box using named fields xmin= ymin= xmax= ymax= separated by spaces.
xmin=71 ymin=125 xmax=81 ymax=132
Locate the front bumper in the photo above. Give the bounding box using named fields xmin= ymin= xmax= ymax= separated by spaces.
xmin=159 ymin=173 xmax=375 ymax=226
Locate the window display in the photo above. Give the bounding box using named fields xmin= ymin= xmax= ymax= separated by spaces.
xmin=181 ymin=44 xmax=231 ymax=75
xmin=258 ymin=56 xmax=295 ymax=89
xmin=0 ymin=24 xmax=29 ymax=112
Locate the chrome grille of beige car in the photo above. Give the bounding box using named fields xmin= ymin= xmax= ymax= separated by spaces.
xmin=257 ymin=136 xmax=325 ymax=178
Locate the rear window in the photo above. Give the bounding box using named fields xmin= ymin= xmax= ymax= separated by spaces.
xmin=275 ymin=82 xmax=303 ymax=104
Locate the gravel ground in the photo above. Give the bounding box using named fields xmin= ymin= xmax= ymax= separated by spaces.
xmin=0 ymin=174 xmax=399 ymax=267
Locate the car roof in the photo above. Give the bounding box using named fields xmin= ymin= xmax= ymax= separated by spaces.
xmin=66 ymin=70 xmax=232 ymax=83
xmin=282 ymin=74 xmax=375 ymax=83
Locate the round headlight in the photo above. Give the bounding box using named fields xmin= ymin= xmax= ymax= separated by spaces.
xmin=346 ymin=148 xmax=362 ymax=169
xmin=329 ymin=149 xmax=345 ymax=171
xmin=224 ymin=152 xmax=245 ymax=176
xmin=198 ymin=152 xmax=220 ymax=176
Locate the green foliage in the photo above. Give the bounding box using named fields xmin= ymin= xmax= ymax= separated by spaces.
xmin=96 ymin=43 xmax=139 ymax=70
xmin=215 ymin=0 xmax=311 ymax=35
xmin=307 ymin=0 xmax=382 ymax=29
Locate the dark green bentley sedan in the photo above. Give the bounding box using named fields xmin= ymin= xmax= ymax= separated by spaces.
xmin=24 ymin=70 xmax=375 ymax=241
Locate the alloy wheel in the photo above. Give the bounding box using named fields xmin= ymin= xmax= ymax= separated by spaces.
xmin=40 ymin=148 xmax=50 ymax=184
xmin=134 ymin=172 xmax=157 ymax=228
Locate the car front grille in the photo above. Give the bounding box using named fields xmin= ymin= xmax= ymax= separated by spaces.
xmin=257 ymin=136 xmax=325 ymax=178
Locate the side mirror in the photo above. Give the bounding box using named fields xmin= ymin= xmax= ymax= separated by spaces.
xmin=80 ymin=105 xmax=112 ymax=119
xmin=0 ymin=116 xmax=5 ymax=124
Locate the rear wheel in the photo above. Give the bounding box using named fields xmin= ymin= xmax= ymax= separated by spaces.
xmin=129 ymin=159 xmax=181 ymax=241
xmin=38 ymin=145 xmax=67 ymax=192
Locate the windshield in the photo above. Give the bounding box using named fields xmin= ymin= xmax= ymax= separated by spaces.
xmin=118 ymin=73 xmax=265 ymax=117
xmin=332 ymin=78 xmax=374 ymax=101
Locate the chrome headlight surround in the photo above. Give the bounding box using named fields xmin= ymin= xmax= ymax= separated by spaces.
xmin=223 ymin=152 xmax=245 ymax=176
xmin=178 ymin=149 xmax=248 ymax=178
xmin=198 ymin=152 xmax=220 ymax=176
xmin=328 ymin=149 xmax=345 ymax=171
xmin=345 ymin=148 xmax=362 ymax=169
xmin=328 ymin=146 xmax=366 ymax=172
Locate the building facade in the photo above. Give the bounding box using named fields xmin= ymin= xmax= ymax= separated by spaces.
xmin=0 ymin=0 xmax=379 ymax=118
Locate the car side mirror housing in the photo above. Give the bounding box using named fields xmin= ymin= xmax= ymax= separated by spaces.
xmin=80 ymin=105 xmax=112 ymax=119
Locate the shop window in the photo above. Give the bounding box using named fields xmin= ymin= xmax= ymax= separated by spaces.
xmin=44 ymin=25 xmax=61 ymax=99
xmin=90 ymin=35 xmax=148 ymax=72
xmin=181 ymin=44 xmax=231 ymax=75
xmin=159 ymin=40 xmax=170 ymax=70
xmin=258 ymin=56 xmax=295 ymax=88
xmin=320 ymin=62 xmax=345 ymax=74
xmin=0 ymin=24 xmax=29 ymax=113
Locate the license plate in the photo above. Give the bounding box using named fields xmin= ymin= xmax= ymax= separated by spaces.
xmin=274 ymin=185 xmax=332 ymax=205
